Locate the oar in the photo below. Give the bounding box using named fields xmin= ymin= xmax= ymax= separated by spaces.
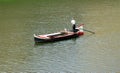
xmin=83 ymin=29 xmax=95 ymax=34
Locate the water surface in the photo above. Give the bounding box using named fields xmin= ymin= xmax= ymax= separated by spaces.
xmin=0 ymin=0 xmax=120 ymax=72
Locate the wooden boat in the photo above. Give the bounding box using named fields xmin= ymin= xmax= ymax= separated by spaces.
xmin=34 ymin=24 xmax=84 ymax=43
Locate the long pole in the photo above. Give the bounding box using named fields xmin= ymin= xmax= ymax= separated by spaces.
xmin=83 ymin=29 xmax=95 ymax=34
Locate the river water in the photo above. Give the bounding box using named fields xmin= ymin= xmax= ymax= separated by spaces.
xmin=0 ymin=0 xmax=120 ymax=72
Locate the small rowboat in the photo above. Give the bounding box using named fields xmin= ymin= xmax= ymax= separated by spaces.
xmin=34 ymin=24 xmax=84 ymax=43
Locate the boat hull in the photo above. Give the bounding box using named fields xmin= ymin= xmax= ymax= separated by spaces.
xmin=34 ymin=24 xmax=84 ymax=43
xmin=34 ymin=32 xmax=83 ymax=43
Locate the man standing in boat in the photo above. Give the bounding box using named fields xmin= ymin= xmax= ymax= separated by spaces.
xmin=71 ymin=18 xmax=78 ymax=32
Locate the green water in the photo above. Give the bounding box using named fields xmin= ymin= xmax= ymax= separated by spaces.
xmin=0 ymin=0 xmax=120 ymax=72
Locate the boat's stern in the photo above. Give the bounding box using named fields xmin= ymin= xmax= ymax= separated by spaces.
xmin=78 ymin=32 xmax=84 ymax=35
xmin=77 ymin=24 xmax=84 ymax=35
